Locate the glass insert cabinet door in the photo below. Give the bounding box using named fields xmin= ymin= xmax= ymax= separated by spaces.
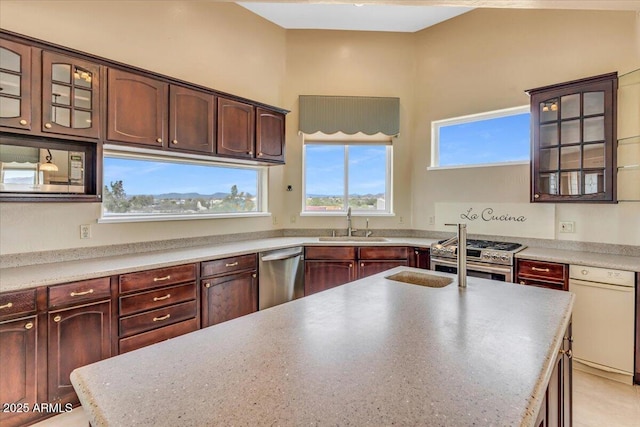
xmin=527 ymin=72 xmax=617 ymax=202
xmin=0 ymin=38 xmax=31 ymax=130
xmin=41 ymin=51 xmax=101 ymax=138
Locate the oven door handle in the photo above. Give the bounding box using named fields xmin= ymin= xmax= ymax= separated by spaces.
xmin=431 ymin=258 xmax=513 ymax=275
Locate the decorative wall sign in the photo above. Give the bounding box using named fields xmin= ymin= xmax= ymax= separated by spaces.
xmin=434 ymin=203 xmax=555 ymax=239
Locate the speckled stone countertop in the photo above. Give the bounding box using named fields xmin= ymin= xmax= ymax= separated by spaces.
xmin=0 ymin=237 xmax=438 ymax=293
xmin=516 ymin=247 xmax=640 ymax=271
xmin=1 ymin=235 xmax=638 ymax=293
xmin=71 ymin=267 xmax=574 ymax=427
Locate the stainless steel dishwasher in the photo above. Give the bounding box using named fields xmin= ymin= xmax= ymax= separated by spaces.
xmin=258 ymin=247 xmax=304 ymax=310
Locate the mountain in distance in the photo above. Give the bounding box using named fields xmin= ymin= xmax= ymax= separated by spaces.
xmin=151 ymin=192 xmax=230 ymax=199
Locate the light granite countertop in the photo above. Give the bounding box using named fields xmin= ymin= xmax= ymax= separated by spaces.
xmin=1 ymin=236 xmax=638 ymax=293
xmin=70 ymin=267 xmax=574 ymax=427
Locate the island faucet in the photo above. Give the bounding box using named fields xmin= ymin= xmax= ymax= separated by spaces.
xmin=442 ymin=223 xmax=467 ymax=288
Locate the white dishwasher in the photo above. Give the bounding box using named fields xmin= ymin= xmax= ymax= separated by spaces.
xmin=570 ymin=264 xmax=636 ymax=382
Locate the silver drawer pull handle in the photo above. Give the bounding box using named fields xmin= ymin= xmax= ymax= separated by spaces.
xmin=153 ymin=275 xmax=171 ymax=282
xmin=0 ymin=302 xmax=13 ymax=310
xmin=225 ymin=262 xmax=239 ymax=267
xmin=153 ymin=294 xmax=171 ymax=302
xmin=531 ymin=267 xmax=550 ymax=272
xmin=70 ymin=289 xmax=94 ymax=297
xmin=153 ymin=314 xmax=171 ymax=322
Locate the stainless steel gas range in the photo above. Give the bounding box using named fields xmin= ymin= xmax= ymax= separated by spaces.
xmin=430 ymin=239 xmax=526 ymax=282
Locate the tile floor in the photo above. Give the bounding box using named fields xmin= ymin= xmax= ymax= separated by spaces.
xmin=32 ymin=369 xmax=640 ymax=427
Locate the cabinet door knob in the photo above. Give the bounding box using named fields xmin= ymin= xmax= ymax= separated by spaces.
xmin=53 ymin=315 xmax=62 ymax=322
xmin=349 ymin=263 xmax=353 ymax=268
xmin=19 ymin=119 xmax=28 ymax=126
xmin=519 ymin=281 xmax=525 ymax=285
xmin=172 ymin=139 xmax=178 ymax=145
xmin=252 ymin=273 xmax=257 ymax=278
xmin=204 ymin=282 xmax=211 ymax=288
xmin=156 ymin=138 xmax=162 ymax=143
xmin=534 ymin=194 xmax=540 ymax=199
xmin=258 ymin=152 xmax=263 ymax=156
xmin=361 ymin=262 xmax=365 ymax=267
xmin=248 ymin=151 xmax=253 ymax=155
xmin=25 ymin=322 xmax=34 ymax=330
xmin=45 ymin=123 xmax=53 ymax=129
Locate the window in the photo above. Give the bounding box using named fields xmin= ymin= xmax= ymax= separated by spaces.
xmin=101 ymin=150 xmax=266 ymax=222
xmin=430 ymin=106 xmax=530 ymax=168
xmin=303 ymin=143 xmax=392 ymax=214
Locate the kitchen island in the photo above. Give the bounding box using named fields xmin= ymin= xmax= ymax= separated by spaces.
xmin=70 ymin=267 xmax=573 ymax=426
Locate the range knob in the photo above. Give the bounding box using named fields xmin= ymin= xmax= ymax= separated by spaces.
xmin=491 ymin=253 xmax=499 ymax=260
xmin=501 ymin=255 xmax=509 ymax=262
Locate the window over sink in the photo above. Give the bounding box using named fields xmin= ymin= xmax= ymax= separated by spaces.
xmin=302 ymin=138 xmax=393 ymax=215
xmin=100 ymin=148 xmax=267 ymax=222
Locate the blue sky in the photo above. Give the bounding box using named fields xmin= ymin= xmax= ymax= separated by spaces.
xmin=305 ymin=145 xmax=387 ymax=196
xmin=103 ymin=157 xmax=258 ymax=196
xmin=439 ymin=112 xmax=530 ymax=166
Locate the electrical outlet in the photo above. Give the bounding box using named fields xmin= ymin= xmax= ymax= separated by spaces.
xmin=399 ymin=216 xmax=404 ymax=224
xmin=80 ymin=224 xmax=91 ymax=239
xmin=272 ymin=215 xmax=278 ymax=225
xmin=559 ymin=221 xmax=575 ymax=233
xmin=428 ymin=216 xmax=435 ymax=225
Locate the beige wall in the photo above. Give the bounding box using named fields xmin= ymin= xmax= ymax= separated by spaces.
xmin=413 ymin=9 xmax=640 ymax=245
xmin=1 ymin=4 xmax=638 ymax=255
xmin=281 ymin=30 xmax=416 ymax=232
xmin=0 ymin=1 xmax=287 ymax=254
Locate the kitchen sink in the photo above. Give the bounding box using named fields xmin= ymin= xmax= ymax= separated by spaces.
xmin=385 ymin=271 xmax=453 ymax=288
xmin=318 ymin=236 xmax=389 ymax=242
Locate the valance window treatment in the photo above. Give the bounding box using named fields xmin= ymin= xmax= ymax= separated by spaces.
xmin=299 ymin=95 xmax=400 ymax=137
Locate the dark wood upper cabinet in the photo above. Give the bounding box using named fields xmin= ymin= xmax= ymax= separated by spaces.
xmin=107 ymin=68 xmax=168 ymax=147
xmin=217 ymin=97 xmax=255 ymax=159
xmin=169 ymin=85 xmax=215 ymax=154
xmin=0 ymin=38 xmax=32 ymax=131
xmin=41 ymin=51 xmax=101 ymax=139
xmin=527 ymin=73 xmax=618 ymax=203
xmin=256 ymin=107 xmax=285 ymax=163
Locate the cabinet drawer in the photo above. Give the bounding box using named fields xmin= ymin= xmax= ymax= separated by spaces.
xmin=305 ymin=246 xmax=356 ymax=260
xmin=517 ymin=277 xmax=566 ymax=291
xmin=201 ymin=254 xmax=256 ymax=277
xmin=0 ymin=289 xmax=36 ymax=320
xmin=517 ymin=260 xmax=567 ymax=282
xmin=358 ymin=246 xmax=409 ymax=260
xmin=119 ymin=300 xmax=197 ymax=338
xmin=49 ymin=277 xmax=111 ymax=309
xmin=119 ymin=317 xmax=199 ymax=354
xmin=119 ymin=264 xmax=196 ymax=294
xmin=119 ymin=282 xmax=196 ymax=316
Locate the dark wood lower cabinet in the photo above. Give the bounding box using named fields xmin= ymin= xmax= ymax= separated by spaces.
xmin=304 ymin=260 xmax=356 ymax=295
xmin=48 ymin=300 xmax=112 ymax=405
xmin=358 ymin=260 xmax=408 ymax=278
xmin=535 ymin=322 xmax=572 ymax=427
xmin=0 ymin=316 xmax=41 ymax=427
xmin=201 ymin=271 xmax=257 ymax=327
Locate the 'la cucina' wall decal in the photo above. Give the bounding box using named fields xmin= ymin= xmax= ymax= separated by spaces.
xmin=460 ymin=207 xmax=527 ymax=223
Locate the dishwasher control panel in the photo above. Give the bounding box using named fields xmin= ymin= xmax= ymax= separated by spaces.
xmin=569 ymin=264 xmax=634 ymax=286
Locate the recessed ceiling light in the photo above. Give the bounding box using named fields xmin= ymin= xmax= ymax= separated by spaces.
xmin=354 ymin=3 xmax=364 ymax=7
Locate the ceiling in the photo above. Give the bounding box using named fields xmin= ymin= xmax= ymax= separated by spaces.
xmin=236 ymin=1 xmax=640 ymax=33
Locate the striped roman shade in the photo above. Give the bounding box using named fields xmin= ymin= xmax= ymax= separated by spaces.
xmin=299 ymin=95 xmax=400 ymax=136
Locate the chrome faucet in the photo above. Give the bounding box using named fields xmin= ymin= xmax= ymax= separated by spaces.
xmin=442 ymin=223 xmax=467 ymax=288
xmin=347 ymin=207 xmax=355 ymax=237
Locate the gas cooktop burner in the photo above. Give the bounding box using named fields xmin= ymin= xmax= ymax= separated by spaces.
xmin=436 ymin=239 xmax=523 ymax=252
xmin=432 ymin=239 xmax=526 ymax=266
